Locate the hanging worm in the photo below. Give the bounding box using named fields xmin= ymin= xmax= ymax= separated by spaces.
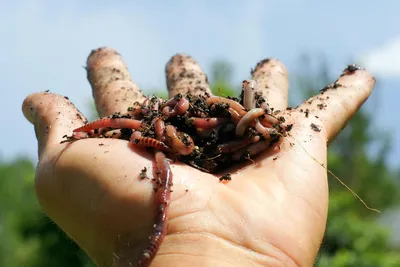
xmin=138 ymin=151 xmax=173 ymax=267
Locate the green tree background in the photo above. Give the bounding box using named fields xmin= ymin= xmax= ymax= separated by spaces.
xmin=2 ymin=54 xmax=400 ymax=266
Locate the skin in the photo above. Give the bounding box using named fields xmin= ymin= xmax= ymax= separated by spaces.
xmin=22 ymin=47 xmax=375 ymax=267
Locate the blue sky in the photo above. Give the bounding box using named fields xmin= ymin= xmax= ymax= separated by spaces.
xmin=2 ymin=0 xmax=400 ymax=167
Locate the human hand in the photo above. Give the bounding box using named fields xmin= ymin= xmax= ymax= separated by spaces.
xmin=22 ymin=48 xmax=375 ymax=267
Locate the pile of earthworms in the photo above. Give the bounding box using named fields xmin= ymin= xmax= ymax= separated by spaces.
xmin=63 ymin=79 xmax=290 ymax=267
xmin=68 ymin=80 xmax=290 ymax=173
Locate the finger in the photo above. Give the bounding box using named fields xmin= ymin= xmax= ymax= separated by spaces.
xmin=22 ymin=92 xmax=86 ymax=159
xmin=165 ymin=53 xmax=212 ymax=98
xmin=251 ymin=58 xmax=289 ymax=111
xmin=86 ymin=47 xmax=146 ymax=117
xmin=297 ymin=65 xmax=375 ymax=142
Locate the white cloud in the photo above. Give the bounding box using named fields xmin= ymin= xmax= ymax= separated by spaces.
xmin=360 ymin=37 xmax=400 ymax=78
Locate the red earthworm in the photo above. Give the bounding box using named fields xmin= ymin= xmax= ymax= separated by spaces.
xmin=130 ymin=131 xmax=170 ymax=152
xmin=129 ymin=106 xmax=143 ymax=118
xmin=259 ymin=114 xmax=280 ymax=127
xmin=232 ymin=141 xmax=271 ymax=161
xmin=162 ymin=106 xmax=172 ymax=117
xmin=141 ymin=98 xmax=151 ymax=116
xmin=217 ymin=135 xmax=260 ymax=153
xmin=228 ymin=107 xmax=242 ymax=123
xmin=138 ymin=151 xmax=172 ymax=267
xmin=73 ymin=117 xmax=143 ymax=133
xmin=255 ymin=120 xmax=277 ymax=139
xmin=161 ymin=95 xmax=179 ymax=108
xmin=173 ymin=97 xmax=189 ymax=115
xmin=206 ymin=96 xmax=247 ymax=116
xmin=72 ymin=126 xmax=115 ymax=139
xmin=187 ymin=117 xmax=228 ymax=129
xmin=209 ymin=103 xmax=241 ymax=123
xmin=72 ymin=127 xmax=118 ymax=139
xmin=162 ymin=97 xmax=189 ymax=118
xmin=149 ymin=96 xmax=162 ymax=112
xmin=165 ymin=125 xmax=195 ymax=155
xmin=154 ymin=118 xmax=166 ymax=142
xmin=236 ymin=108 xmax=265 ymax=136
xmin=242 ymin=80 xmax=257 ymax=110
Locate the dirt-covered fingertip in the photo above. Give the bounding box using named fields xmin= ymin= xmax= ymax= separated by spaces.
xmin=86 ymin=47 xmax=122 ymax=71
xmin=86 ymin=47 xmax=145 ymax=117
xmin=339 ymin=65 xmax=375 ymax=91
xmin=250 ymin=58 xmax=289 ymax=111
xmin=298 ymin=65 xmax=376 ymax=143
xmin=165 ymin=53 xmax=212 ymax=98
xmin=22 ymin=91 xmax=87 ymax=157
xmin=22 ymin=92 xmax=39 ymax=125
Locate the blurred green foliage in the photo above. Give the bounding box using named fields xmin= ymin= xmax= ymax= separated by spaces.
xmin=2 ymin=55 xmax=399 ymax=266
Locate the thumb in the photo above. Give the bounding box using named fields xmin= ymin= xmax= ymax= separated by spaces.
xmin=22 ymin=92 xmax=87 ymax=159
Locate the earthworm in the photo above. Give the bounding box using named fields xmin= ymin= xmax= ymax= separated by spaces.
xmin=236 ymin=108 xmax=265 ymax=136
xmin=206 ymin=96 xmax=247 ymax=116
xmin=255 ymin=121 xmax=277 ymax=139
xmin=130 ymin=131 xmax=171 ymax=152
xmin=173 ymin=97 xmax=189 ymax=115
xmin=161 ymin=95 xmax=190 ymax=118
xmin=162 ymin=106 xmax=172 ymax=118
xmin=161 ymin=95 xmax=180 ymax=108
xmin=138 ymin=151 xmax=172 ymax=267
xmin=165 ymin=125 xmax=195 ymax=155
xmin=129 ymin=106 xmax=143 ymax=118
xmin=227 ymin=107 xmax=242 ymax=123
xmin=141 ymin=98 xmax=151 ymax=116
xmin=242 ymin=80 xmax=257 ymax=110
xmin=259 ymin=113 xmax=280 ymax=127
xmin=73 ymin=117 xmax=143 ymax=133
xmin=187 ymin=117 xmax=228 ymax=129
xmin=154 ymin=118 xmax=166 ymax=142
xmin=72 ymin=126 xmax=119 ymax=139
xmin=232 ymin=140 xmax=272 ymax=161
xmin=217 ymin=135 xmax=260 ymax=153
xmin=209 ymin=103 xmax=241 ymax=123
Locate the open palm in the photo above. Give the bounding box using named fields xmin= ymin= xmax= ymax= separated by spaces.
xmin=22 ymin=48 xmax=375 ymax=267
